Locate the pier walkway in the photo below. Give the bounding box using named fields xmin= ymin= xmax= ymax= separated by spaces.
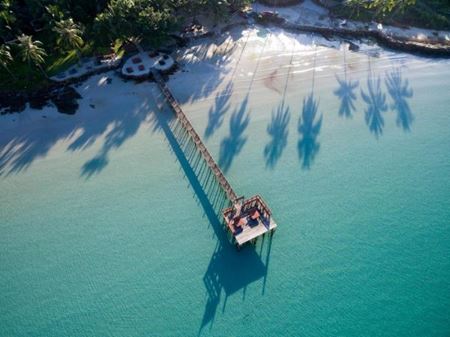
xmin=152 ymin=70 xmax=277 ymax=247
xmin=152 ymin=70 xmax=238 ymax=204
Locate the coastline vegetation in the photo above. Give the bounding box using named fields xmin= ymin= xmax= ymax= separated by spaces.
xmin=331 ymin=0 xmax=450 ymax=30
xmin=0 ymin=0 xmax=449 ymax=92
xmin=0 ymin=0 xmax=252 ymax=91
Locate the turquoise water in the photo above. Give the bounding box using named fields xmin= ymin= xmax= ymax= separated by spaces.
xmin=1 ymin=28 xmax=450 ymax=336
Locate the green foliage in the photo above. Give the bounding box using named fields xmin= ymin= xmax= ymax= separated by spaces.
xmin=44 ymin=4 xmax=65 ymax=26
xmin=0 ymin=43 xmax=13 ymax=77
xmin=0 ymin=0 xmax=258 ymax=90
xmin=345 ymin=0 xmax=416 ymax=18
xmin=16 ymin=35 xmax=46 ymax=65
xmin=53 ymin=18 xmax=84 ymax=53
xmin=337 ymin=0 xmax=450 ymax=28
xmin=0 ymin=0 xmax=15 ymax=39
xmin=93 ymin=0 xmax=175 ymax=47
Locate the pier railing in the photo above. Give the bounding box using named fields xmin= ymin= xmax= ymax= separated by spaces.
xmin=152 ymin=70 xmax=239 ymax=204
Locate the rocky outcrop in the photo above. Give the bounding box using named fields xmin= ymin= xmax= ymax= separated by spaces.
xmin=253 ymin=13 xmax=450 ymax=57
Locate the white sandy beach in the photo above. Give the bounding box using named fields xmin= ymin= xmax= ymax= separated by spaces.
xmin=0 ymin=23 xmax=441 ymax=177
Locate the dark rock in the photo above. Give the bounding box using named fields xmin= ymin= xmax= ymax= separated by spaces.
xmin=0 ymin=93 xmax=26 ymax=114
xmin=347 ymin=40 xmax=360 ymax=51
xmin=29 ymin=90 xmax=50 ymax=110
xmin=51 ymin=86 xmax=82 ymax=115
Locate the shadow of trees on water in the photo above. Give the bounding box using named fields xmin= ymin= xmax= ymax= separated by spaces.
xmin=334 ymin=75 xmax=359 ymax=118
xmin=361 ymin=74 xmax=388 ymax=138
xmin=298 ymin=93 xmax=322 ymax=170
xmin=264 ymin=101 xmax=290 ymax=169
xmin=218 ymin=94 xmax=250 ymax=173
xmin=0 ymin=126 xmax=72 ymax=176
xmin=204 ymin=81 xmax=233 ymax=139
xmin=385 ymin=68 xmax=414 ymax=131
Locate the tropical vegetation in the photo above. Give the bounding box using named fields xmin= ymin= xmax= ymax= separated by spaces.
xmin=332 ymin=0 xmax=450 ymax=29
xmin=0 ymin=0 xmax=448 ymax=91
xmin=0 ymin=0 xmax=252 ymax=91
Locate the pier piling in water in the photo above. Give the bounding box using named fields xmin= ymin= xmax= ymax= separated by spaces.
xmin=152 ymin=70 xmax=277 ymax=247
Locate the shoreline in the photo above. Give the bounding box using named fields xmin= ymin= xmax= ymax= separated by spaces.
xmin=1 ymin=2 xmax=450 ymax=115
xmin=251 ymin=1 xmax=450 ymax=56
xmin=274 ymin=20 xmax=450 ymax=57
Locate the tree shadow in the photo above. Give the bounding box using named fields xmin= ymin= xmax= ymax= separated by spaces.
xmin=264 ymin=102 xmax=290 ymax=169
xmin=174 ymin=29 xmax=245 ymax=105
xmin=0 ymin=77 xmax=154 ymax=177
xmin=334 ymin=75 xmax=359 ymax=118
xmin=0 ymin=125 xmax=74 ymax=176
xmin=385 ymin=68 xmax=414 ymax=131
xmin=361 ymin=74 xmax=388 ymax=138
xmin=263 ymin=48 xmax=294 ymax=169
xmin=204 ymin=81 xmax=234 ymax=139
xmin=80 ymin=104 xmax=149 ymax=178
xmin=0 ymin=27 xmax=248 ymax=178
xmin=298 ymin=93 xmax=323 ymax=170
xmin=150 ymin=97 xmax=272 ymax=334
xmin=218 ymin=94 xmax=250 ymax=173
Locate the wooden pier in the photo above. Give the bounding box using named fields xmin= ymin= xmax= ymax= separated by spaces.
xmin=152 ymin=70 xmax=277 ymax=247
xmin=152 ymin=70 xmax=238 ymax=203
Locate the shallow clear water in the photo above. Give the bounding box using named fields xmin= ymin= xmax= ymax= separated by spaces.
xmin=1 ymin=27 xmax=450 ymax=336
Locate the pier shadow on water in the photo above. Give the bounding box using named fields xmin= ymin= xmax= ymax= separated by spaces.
xmin=218 ymin=94 xmax=251 ymax=173
xmin=298 ymin=93 xmax=322 ymax=170
xmin=151 ymin=100 xmax=273 ymax=334
xmin=385 ymin=68 xmax=414 ymax=131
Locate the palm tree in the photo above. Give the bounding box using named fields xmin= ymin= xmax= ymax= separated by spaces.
xmin=16 ymin=34 xmax=47 ymax=82
xmin=53 ymin=18 xmax=84 ymax=61
xmin=0 ymin=43 xmax=16 ymax=81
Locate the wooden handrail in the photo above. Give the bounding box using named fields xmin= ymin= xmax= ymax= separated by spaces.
xmin=152 ymin=70 xmax=239 ymax=203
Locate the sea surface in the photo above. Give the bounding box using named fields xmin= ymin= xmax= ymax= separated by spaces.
xmin=1 ymin=27 xmax=449 ymax=336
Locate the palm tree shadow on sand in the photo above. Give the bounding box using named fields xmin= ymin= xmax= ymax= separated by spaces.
xmin=334 ymin=46 xmax=359 ymax=119
xmin=0 ymin=86 xmax=152 ymax=178
xmin=298 ymin=93 xmax=323 ymax=169
xmin=385 ymin=68 xmax=414 ymax=131
xmin=218 ymin=94 xmax=250 ymax=173
xmin=264 ymin=101 xmax=290 ymax=169
xmin=81 ymin=105 xmax=149 ymax=178
xmin=204 ymin=81 xmax=234 ymax=139
xmin=361 ymin=73 xmax=387 ymax=138
xmin=334 ymin=75 xmax=359 ymax=118
xmin=263 ymin=49 xmax=294 ymax=169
